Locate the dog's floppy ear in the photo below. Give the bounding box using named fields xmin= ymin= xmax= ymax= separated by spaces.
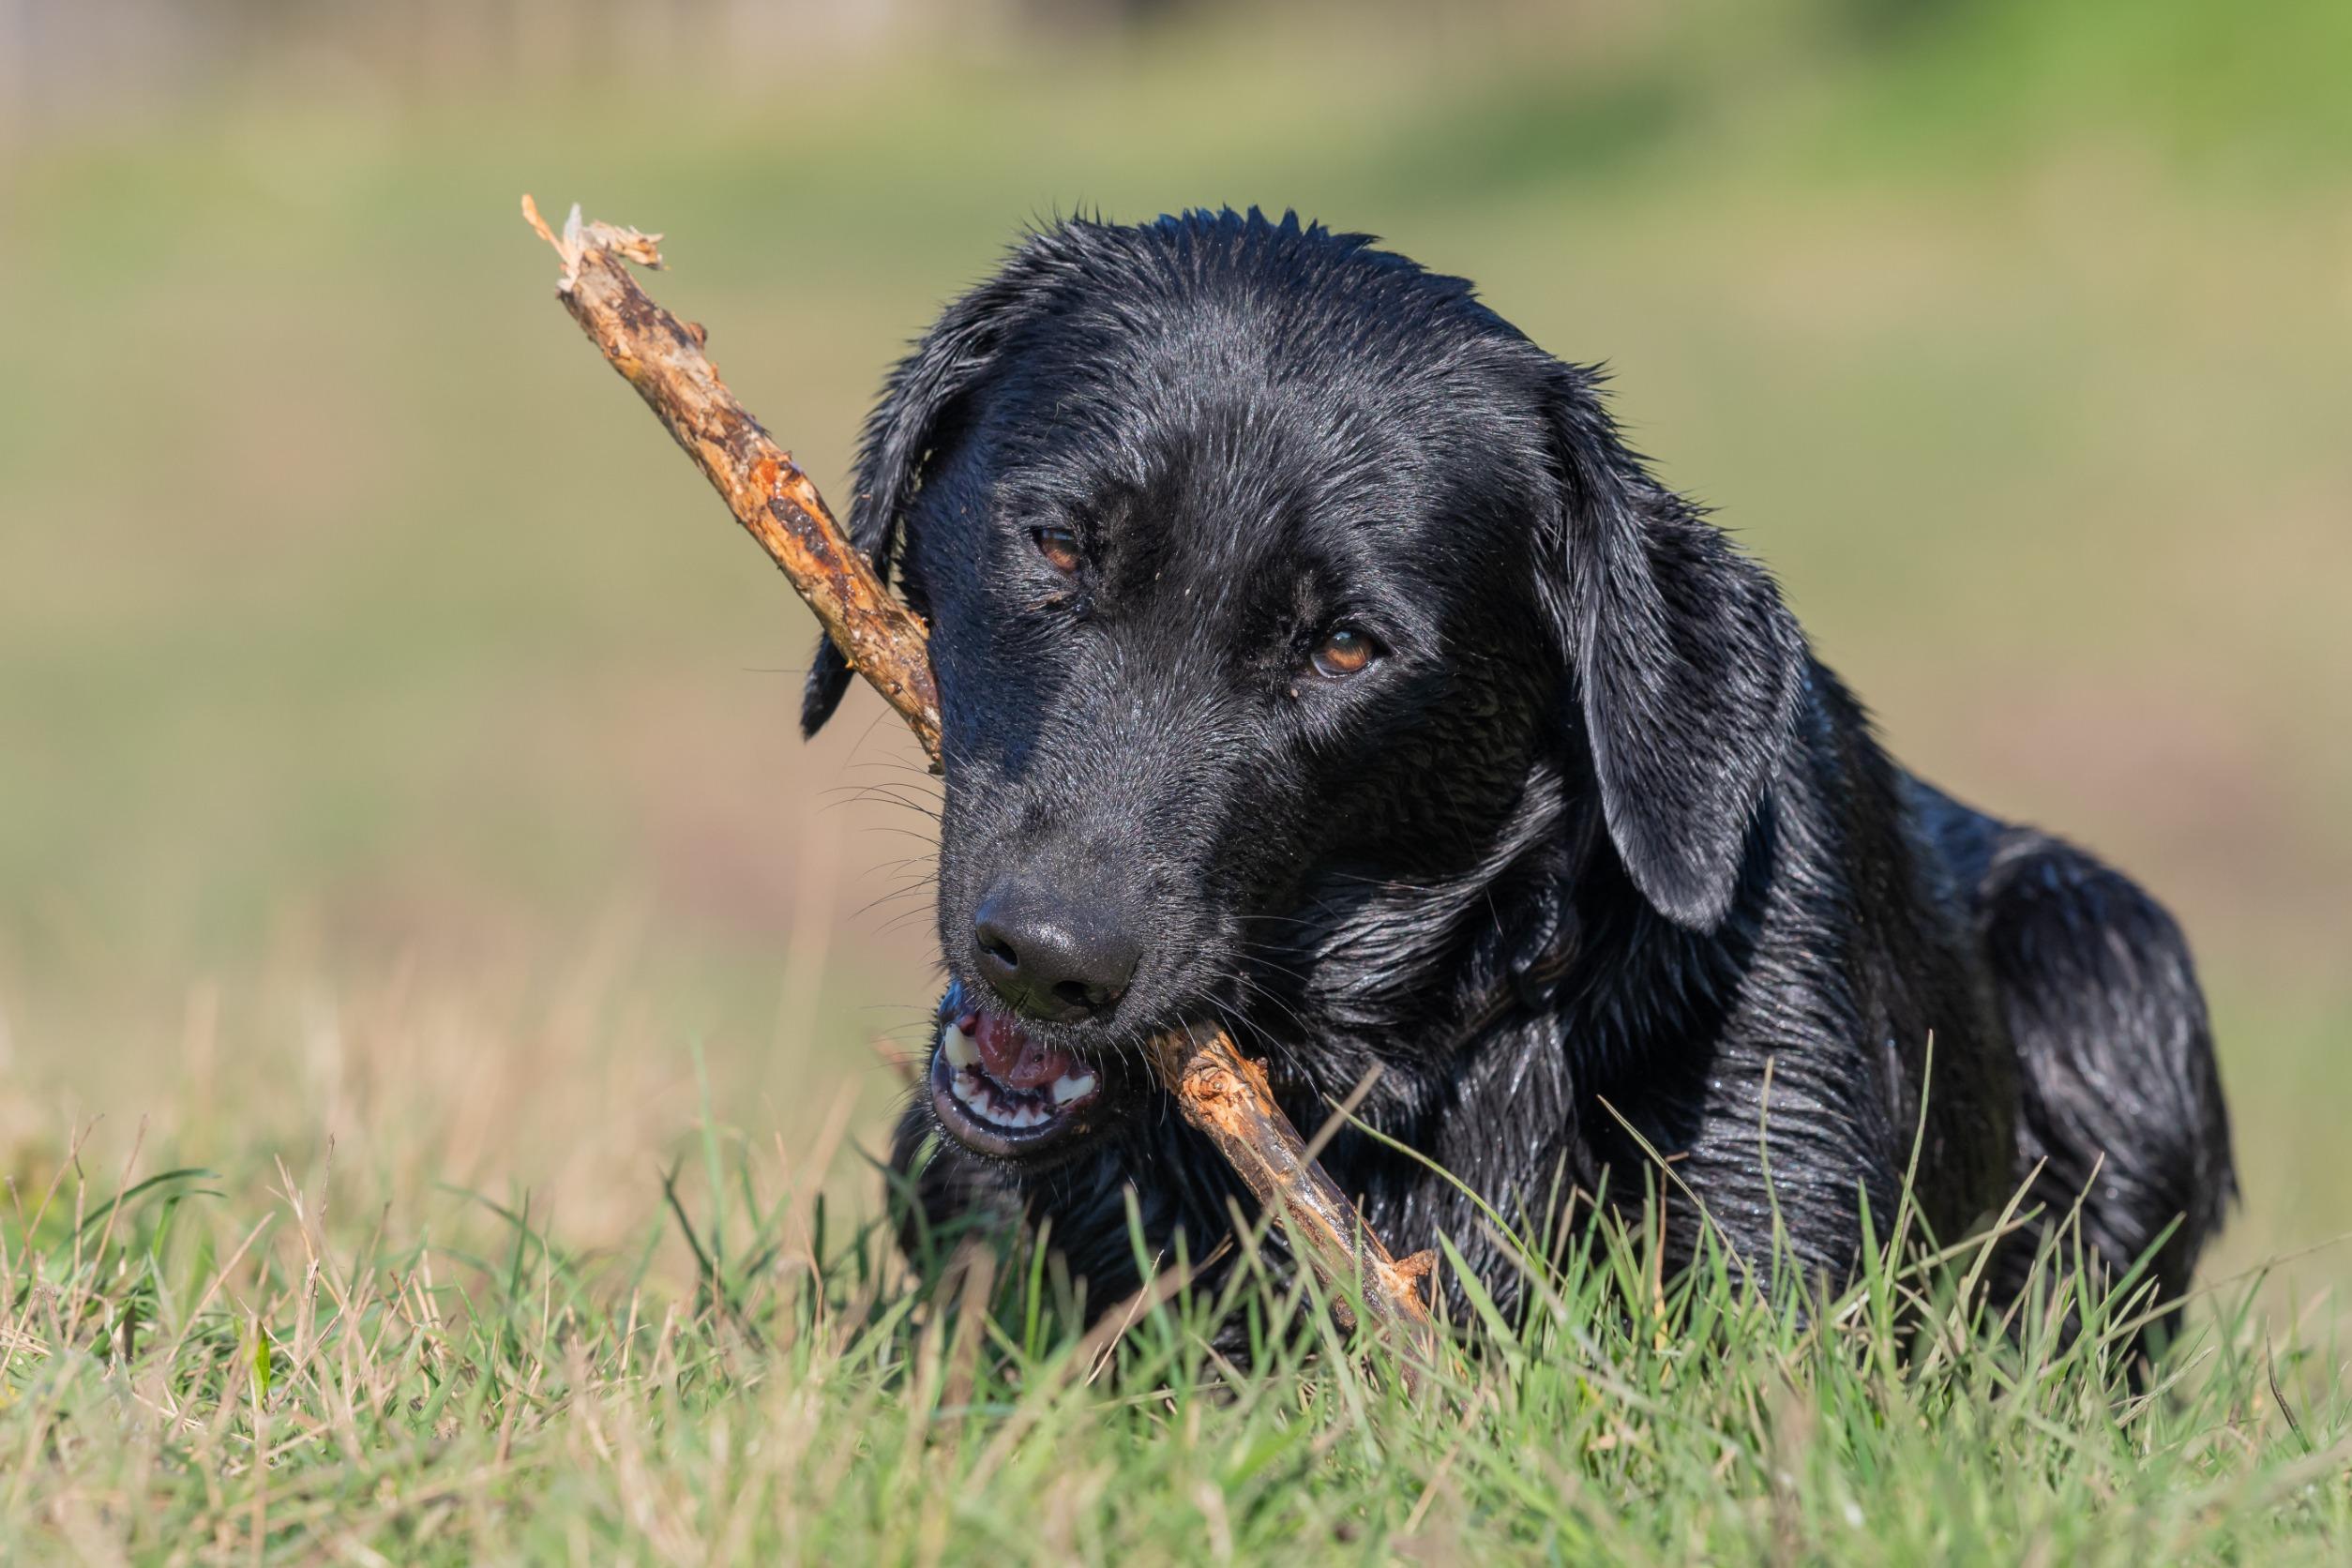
xmin=801 ymin=265 xmax=1043 ymax=736
xmin=1537 ymin=362 xmax=1806 ymax=930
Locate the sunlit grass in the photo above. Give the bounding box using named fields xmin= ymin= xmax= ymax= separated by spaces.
xmin=2 ymin=1074 xmax=2344 ymax=1563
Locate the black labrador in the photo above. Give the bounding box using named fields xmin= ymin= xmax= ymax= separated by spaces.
xmin=802 ymin=208 xmax=2235 ymax=1333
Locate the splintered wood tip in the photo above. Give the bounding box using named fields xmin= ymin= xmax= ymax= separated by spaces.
xmin=520 ymin=194 xmax=665 ymax=294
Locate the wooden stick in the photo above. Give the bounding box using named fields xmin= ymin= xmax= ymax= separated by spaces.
xmin=1150 ymin=1028 xmax=1438 ymax=1354
xmin=520 ymin=197 xmax=941 ymax=761
xmin=522 ymin=196 xmax=1437 ymax=1379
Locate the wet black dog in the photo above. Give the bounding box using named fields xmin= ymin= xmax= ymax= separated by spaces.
xmin=802 ymin=209 xmax=2234 ymax=1331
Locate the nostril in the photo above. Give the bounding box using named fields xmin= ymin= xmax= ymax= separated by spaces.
xmin=972 ymin=882 xmax=1140 ymax=1022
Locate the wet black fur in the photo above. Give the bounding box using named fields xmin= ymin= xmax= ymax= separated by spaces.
xmin=803 ymin=209 xmax=2235 ymax=1334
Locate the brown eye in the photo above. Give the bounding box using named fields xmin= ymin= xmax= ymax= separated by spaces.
xmin=1310 ymin=626 xmax=1378 ymax=680
xmin=1031 ymin=525 xmax=1082 ymax=575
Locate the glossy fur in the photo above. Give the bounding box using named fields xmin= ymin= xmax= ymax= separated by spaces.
xmin=802 ymin=209 xmax=2235 ymax=1332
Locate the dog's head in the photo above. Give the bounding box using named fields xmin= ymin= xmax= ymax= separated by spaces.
xmin=804 ymin=211 xmax=1803 ymax=1164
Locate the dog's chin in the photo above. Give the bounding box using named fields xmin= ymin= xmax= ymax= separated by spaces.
xmin=927 ymin=996 xmax=1108 ymax=1165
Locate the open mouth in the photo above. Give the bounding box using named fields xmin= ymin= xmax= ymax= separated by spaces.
xmin=928 ymin=1001 xmax=1104 ymax=1159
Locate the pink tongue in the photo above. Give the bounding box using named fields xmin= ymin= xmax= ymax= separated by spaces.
xmin=970 ymin=1012 xmax=1076 ymax=1091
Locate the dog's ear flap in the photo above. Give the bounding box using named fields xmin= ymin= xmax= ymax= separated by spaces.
xmin=1538 ymin=364 xmax=1806 ymax=930
xmin=801 ymin=267 xmax=1040 ymax=736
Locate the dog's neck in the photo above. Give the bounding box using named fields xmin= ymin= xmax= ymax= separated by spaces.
xmin=1244 ymin=745 xmax=1768 ymax=1121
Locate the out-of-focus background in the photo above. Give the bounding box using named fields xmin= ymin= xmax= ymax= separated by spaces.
xmin=1 ymin=0 xmax=2346 ymax=1308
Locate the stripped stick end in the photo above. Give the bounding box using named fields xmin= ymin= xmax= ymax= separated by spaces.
xmin=520 ymin=194 xmax=667 ymax=294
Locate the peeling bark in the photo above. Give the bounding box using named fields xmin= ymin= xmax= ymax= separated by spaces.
xmin=1151 ymin=1027 xmax=1439 ymax=1357
xmin=522 ymin=196 xmax=942 ymax=761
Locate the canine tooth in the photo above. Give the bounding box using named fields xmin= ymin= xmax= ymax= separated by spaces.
xmin=941 ymin=1021 xmax=979 ymax=1068
xmin=1051 ymin=1073 xmax=1096 ymax=1105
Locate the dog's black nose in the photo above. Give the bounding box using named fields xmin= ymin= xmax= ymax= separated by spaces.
xmin=972 ymin=882 xmax=1140 ymax=1023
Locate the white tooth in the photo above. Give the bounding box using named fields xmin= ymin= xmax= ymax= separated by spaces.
xmin=1019 ymin=1105 xmax=1045 ymax=1127
xmin=941 ymin=1022 xmax=978 ymax=1068
xmin=1051 ymin=1073 xmax=1096 ymax=1105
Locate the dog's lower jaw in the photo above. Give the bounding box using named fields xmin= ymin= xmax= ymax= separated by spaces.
xmin=925 ymin=997 xmax=1110 ymax=1164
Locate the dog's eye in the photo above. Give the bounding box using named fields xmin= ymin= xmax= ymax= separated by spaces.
xmin=1309 ymin=626 xmax=1379 ymax=680
xmin=1030 ymin=526 xmax=1082 ymax=575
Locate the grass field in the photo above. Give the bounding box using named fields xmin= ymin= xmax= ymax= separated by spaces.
xmin=3 ymin=1100 xmax=2347 ymax=1562
xmin=2 ymin=0 xmax=2349 ymax=1559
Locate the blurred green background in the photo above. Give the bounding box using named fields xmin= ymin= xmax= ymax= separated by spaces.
xmin=1 ymin=0 xmax=2346 ymax=1309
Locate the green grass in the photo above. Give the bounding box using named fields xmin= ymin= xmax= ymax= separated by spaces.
xmin=2 ymin=0 xmax=2349 ymax=1559
xmin=3 ymin=1105 xmax=2344 ymax=1563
